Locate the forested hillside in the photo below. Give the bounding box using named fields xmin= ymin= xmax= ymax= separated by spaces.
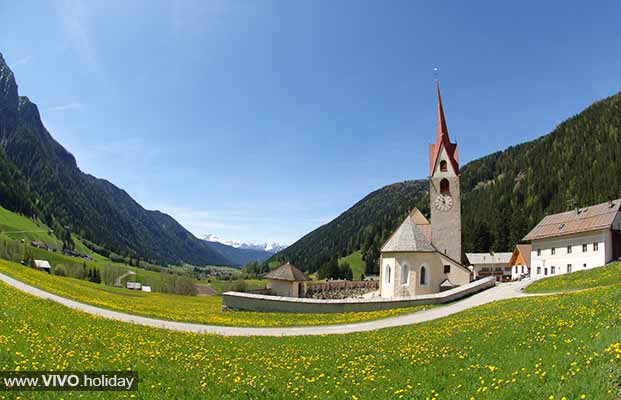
xmin=272 ymin=91 xmax=621 ymax=274
xmin=270 ymin=180 xmax=429 ymax=274
xmin=0 ymin=53 xmax=230 ymax=267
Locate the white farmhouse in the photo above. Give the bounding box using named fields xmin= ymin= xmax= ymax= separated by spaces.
xmin=466 ymin=252 xmax=513 ymax=282
xmin=523 ymin=199 xmax=621 ymax=279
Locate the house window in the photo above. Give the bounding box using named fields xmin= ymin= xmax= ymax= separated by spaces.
xmin=444 ymin=265 xmax=450 ymax=274
xmin=537 ymin=249 xmax=541 ymax=256
xmin=582 ymin=244 xmax=587 ymax=252
xmin=551 ymin=247 xmax=556 ymax=255
xmin=419 ymin=265 xmax=428 ymax=286
xmin=567 ymin=264 xmax=572 ymax=273
xmin=440 ymin=160 xmax=448 ymax=172
xmin=385 ymin=265 xmax=391 ymax=284
xmin=593 ymin=242 xmax=598 ymax=251
xmin=481 ymin=267 xmax=490 ymax=272
xmin=440 ymin=179 xmax=450 ymax=194
xmin=537 ymin=266 xmax=541 ymax=274
xmin=551 ymin=266 xmax=556 ymax=274
xmin=583 ymin=263 xmax=587 ymax=268
xmin=544 ymin=268 xmax=548 ymax=276
xmin=521 ymin=266 xmax=525 ymax=273
xmin=401 ymin=265 xmax=410 ymax=285
xmin=567 ymin=245 xmax=572 ymax=254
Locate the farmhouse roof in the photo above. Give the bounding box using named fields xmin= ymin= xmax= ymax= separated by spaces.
xmin=523 ymin=199 xmax=621 ymax=241
xmin=465 ymin=252 xmax=512 ymax=265
xmin=381 ymin=209 xmax=435 ymax=253
xmin=509 ymin=244 xmax=532 ymax=267
xmin=265 ymin=262 xmax=309 ymax=282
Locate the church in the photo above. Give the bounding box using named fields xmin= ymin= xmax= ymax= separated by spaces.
xmin=379 ymin=83 xmax=471 ymax=298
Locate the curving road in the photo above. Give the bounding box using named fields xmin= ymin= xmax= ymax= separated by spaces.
xmin=0 ymin=272 xmax=545 ymax=337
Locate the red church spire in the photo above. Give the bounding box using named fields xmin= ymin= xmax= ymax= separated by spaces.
xmin=429 ymin=81 xmax=459 ymax=176
xmin=436 ymin=81 xmax=450 ymax=145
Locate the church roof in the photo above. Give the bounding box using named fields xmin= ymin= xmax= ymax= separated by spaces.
xmin=523 ymin=199 xmax=621 ymax=241
xmin=265 ymin=262 xmax=309 ymax=282
xmin=381 ymin=209 xmax=435 ymax=253
xmin=429 ymin=82 xmax=459 ymax=176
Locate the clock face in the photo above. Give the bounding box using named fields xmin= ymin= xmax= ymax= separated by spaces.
xmin=435 ymin=194 xmax=453 ymax=211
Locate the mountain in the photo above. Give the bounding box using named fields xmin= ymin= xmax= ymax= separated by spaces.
xmin=203 ymin=234 xmax=286 ymax=266
xmin=204 ymin=240 xmax=273 ymax=267
xmin=271 ymin=91 xmax=621 ymax=275
xmin=0 ymin=53 xmax=230 ymax=267
xmin=204 ymin=234 xmax=287 ymax=254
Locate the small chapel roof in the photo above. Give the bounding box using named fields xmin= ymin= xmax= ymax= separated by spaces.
xmin=265 ymin=262 xmax=309 ymax=282
xmin=381 ymin=209 xmax=435 ymax=253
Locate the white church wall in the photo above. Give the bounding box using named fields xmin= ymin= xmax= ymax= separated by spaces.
xmin=380 ymin=256 xmax=396 ymax=298
xmin=380 ymin=252 xmax=469 ymax=298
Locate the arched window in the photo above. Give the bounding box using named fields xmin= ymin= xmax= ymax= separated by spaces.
xmin=419 ymin=265 xmax=428 ymax=286
xmin=440 ymin=178 xmax=450 ymax=194
xmin=401 ymin=265 xmax=410 ymax=285
xmin=385 ymin=265 xmax=391 ymax=284
xmin=440 ymin=160 xmax=447 ymax=172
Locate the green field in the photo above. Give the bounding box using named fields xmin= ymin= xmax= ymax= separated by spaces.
xmin=1 ymin=264 xmax=620 ymax=399
xmin=339 ymin=250 xmax=365 ymax=280
xmin=524 ymin=262 xmax=621 ymax=293
xmin=0 ymin=260 xmax=428 ymax=327
xmin=0 ymin=205 xmax=61 ymax=248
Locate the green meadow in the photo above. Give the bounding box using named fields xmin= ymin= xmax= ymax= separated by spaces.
xmin=1 ymin=263 xmax=620 ymax=399
xmin=0 ymin=260 xmax=427 ymax=327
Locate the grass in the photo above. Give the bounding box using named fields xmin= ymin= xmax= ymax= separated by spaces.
xmin=0 ymin=205 xmax=61 ymax=248
xmin=524 ymin=262 xmax=621 ymax=293
xmin=339 ymin=250 xmax=365 ymax=280
xmin=0 ymin=260 xmax=429 ymax=327
xmin=1 ymin=264 xmax=620 ymax=398
xmin=206 ymin=278 xmax=267 ymax=294
xmin=70 ymin=234 xmax=109 ymax=262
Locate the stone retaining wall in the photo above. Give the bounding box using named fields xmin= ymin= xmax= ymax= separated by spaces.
xmin=222 ymin=277 xmax=496 ymax=313
xmin=305 ymin=280 xmax=378 ymax=297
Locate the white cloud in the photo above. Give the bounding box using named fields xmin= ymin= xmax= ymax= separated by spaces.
xmin=46 ymin=103 xmax=83 ymax=112
xmin=8 ymin=56 xmax=31 ymax=69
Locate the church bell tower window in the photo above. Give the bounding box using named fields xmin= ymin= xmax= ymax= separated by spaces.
xmin=440 ymin=160 xmax=447 ymax=172
xmin=440 ymin=178 xmax=450 ymax=194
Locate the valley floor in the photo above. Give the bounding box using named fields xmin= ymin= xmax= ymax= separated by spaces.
xmin=1 ymin=264 xmax=620 ymax=399
xmin=0 ymin=260 xmax=428 ymax=327
xmin=0 ymin=270 xmax=534 ymax=336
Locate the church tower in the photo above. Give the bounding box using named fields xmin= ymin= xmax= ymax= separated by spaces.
xmin=429 ymin=82 xmax=462 ymax=262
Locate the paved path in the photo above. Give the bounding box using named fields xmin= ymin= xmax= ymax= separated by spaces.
xmin=0 ymin=272 xmax=545 ymax=337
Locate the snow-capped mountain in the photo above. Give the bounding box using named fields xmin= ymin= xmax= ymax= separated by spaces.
xmin=203 ymin=234 xmax=287 ymax=254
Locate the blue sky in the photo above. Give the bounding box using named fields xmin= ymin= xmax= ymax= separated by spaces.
xmin=1 ymin=1 xmax=620 ymax=245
